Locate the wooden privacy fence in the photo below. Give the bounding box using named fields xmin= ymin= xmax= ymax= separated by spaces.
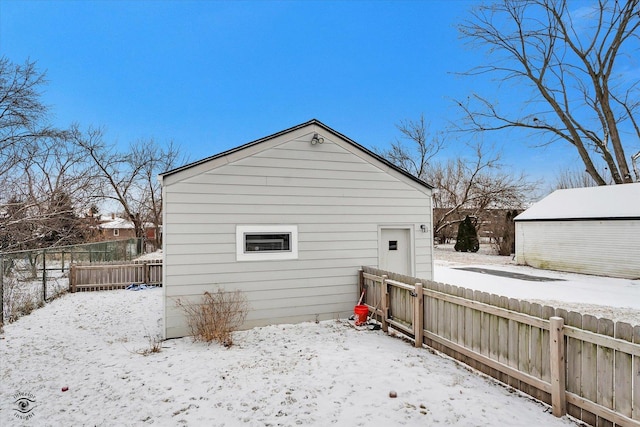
xmin=360 ymin=266 xmax=640 ymax=427
xmin=69 ymin=261 xmax=162 ymax=292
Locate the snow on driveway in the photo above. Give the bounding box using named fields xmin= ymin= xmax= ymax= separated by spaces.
xmin=0 ymin=287 xmax=579 ymax=426
xmin=434 ymin=244 xmax=640 ymax=325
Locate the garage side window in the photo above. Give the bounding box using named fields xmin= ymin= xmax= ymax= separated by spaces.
xmin=236 ymin=225 xmax=298 ymax=261
xmin=245 ymin=233 xmax=290 ymax=252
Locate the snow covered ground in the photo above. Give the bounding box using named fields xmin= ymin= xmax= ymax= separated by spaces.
xmin=2 ymin=263 xmax=68 ymax=324
xmin=434 ymin=244 xmax=640 ymax=325
xmin=3 ymin=244 xmax=637 ymax=426
xmin=0 ymin=287 xmax=579 ymax=426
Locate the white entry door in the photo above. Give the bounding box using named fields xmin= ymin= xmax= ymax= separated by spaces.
xmin=379 ymin=228 xmax=412 ymax=275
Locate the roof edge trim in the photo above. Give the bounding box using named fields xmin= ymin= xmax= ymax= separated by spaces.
xmin=515 ymin=216 xmax=640 ymax=222
xmin=159 ymin=119 xmax=433 ymax=190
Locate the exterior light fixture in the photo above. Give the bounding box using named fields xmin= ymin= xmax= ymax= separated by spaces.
xmin=311 ymin=133 xmax=324 ymax=145
xmin=420 ymin=224 xmax=426 ymax=233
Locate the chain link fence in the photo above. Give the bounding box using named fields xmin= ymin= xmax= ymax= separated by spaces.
xmin=1 ymin=238 xmax=142 ymax=326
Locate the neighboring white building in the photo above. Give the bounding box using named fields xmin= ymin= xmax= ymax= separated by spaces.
xmin=159 ymin=119 xmax=434 ymax=339
xmin=515 ymin=183 xmax=640 ymax=279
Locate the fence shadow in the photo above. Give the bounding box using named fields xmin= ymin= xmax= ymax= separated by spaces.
xmin=361 ymin=266 xmax=640 ymax=427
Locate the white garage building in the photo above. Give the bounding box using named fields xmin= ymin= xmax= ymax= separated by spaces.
xmin=514 ymin=183 xmax=640 ymax=279
xmin=160 ymin=120 xmax=434 ymax=339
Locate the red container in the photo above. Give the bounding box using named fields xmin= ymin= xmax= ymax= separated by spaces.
xmin=354 ymin=305 xmax=369 ymax=326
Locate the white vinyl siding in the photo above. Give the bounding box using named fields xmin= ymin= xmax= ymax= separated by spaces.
xmin=515 ymin=220 xmax=640 ymax=279
xmin=162 ymin=126 xmax=432 ymax=338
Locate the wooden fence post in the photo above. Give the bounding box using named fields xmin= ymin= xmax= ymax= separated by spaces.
xmin=550 ymin=316 xmax=567 ymax=417
xmin=380 ymin=275 xmax=388 ymax=332
xmin=144 ymin=262 xmax=150 ymax=285
xmin=358 ymin=269 xmax=364 ymax=296
xmin=70 ymin=264 xmax=76 ymax=293
xmin=42 ymin=249 xmax=47 ymax=302
xmin=414 ymin=282 xmax=424 ymax=348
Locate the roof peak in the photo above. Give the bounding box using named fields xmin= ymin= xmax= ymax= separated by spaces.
xmin=159 ymin=119 xmax=433 ymax=190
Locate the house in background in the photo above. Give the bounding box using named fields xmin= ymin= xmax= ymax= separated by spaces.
xmin=514 ymin=183 xmax=640 ymax=279
xmin=97 ymin=216 xmax=138 ymax=240
xmin=160 ymin=119 xmax=434 ymax=339
xmin=96 ymin=214 xmax=159 ymax=250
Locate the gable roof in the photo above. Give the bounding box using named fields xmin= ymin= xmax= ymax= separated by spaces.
xmin=159 ymin=119 xmax=433 ymax=190
xmin=515 ymin=183 xmax=640 ymax=221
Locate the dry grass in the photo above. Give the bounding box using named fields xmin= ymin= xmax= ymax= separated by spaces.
xmin=3 ymin=275 xmax=44 ymax=324
xmin=137 ymin=333 xmax=164 ymax=356
xmin=176 ymin=289 xmax=248 ymax=347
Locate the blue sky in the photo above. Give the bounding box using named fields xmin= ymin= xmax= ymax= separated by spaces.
xmin=1 ymin=0 xmax=578 ymax=190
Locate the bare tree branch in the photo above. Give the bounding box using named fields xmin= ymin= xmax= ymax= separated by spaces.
xmin=456 ymin=0 xmax=640 ymax=185
xmin=379 ymin=116 xmax=537 ymax=242
xmin=69 ymin=126 xmax=185 ymax=250
xmin=377 ymin=113 xmax=445 ymax=181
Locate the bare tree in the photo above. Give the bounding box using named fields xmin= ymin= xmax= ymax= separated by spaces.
xmin=25 ymin=138 xmax=97 ymax=246
xmin=0 ymin=134 xmax=97 ymax=251
xmin=128 ymin=139 xmax=183 ymax=249
xmin=428 ymin=142 xmax=535 ymax=242
xmin=0 ymin=57 xmax=63 ymax=178
xmin=69 ymin=126 xmax=183 ymax=250
xmin=382 ymin=114 xmax=445 ymax=180
xmin=0 ymin=57 xmax=94 ymax=251
xmin=380 ymin=116 xmax=537 ymax=243
xmin=0 ymin=57 xmax=182 ymax=252
xmin=0 ymin=195 xmax=32 ymax=251
xmin=552 ymin=166 xmax=613 ymax=190
xmin=69 ymin=126 xmax=144 ymax=240
xmin=457 ymin=0 xmax=640 ymax=185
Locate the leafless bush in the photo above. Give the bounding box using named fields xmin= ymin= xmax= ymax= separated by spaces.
xmin=176 ymin=289 xmax=248 ymax=347
xmin=137 ymin=333 xmax=163 ymax=356
xmin=3 ymin=274 xmax=43 ymax=324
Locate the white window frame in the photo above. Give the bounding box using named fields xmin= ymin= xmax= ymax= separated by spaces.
xmin=113 ymin=229 xmax=119 ymax=237
xmin=236 ymin=225 xmax=298 ymax=261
